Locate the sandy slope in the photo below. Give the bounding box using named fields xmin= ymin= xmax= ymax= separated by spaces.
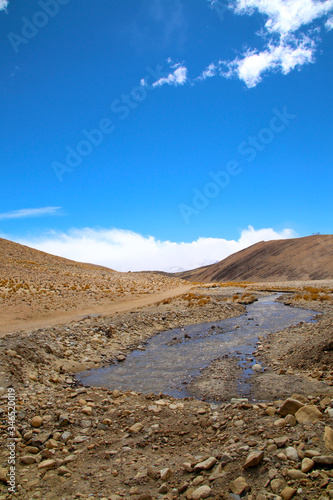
xmin=173 ymin=234 xmax=333 ymax=282
xmin=0 ymin=237 xmax=188 ymax=335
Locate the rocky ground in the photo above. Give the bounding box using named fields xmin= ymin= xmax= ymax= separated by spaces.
xmin=0 ymin=282 xmax=333 ymax=500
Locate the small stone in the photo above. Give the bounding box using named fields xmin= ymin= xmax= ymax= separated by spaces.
xmin=158 ymin=483 xmax=168 ymax=494
xmin=324 ymin=426 xmax=333 ymax=452
xmin=284 ymin=414 xmax=297 ymax=426
xmin=192 ymin=485 xmax=212 ymax=499
xmin=31 ymin=416 xmax=43 ymax=428
xmin=194 ymin=457 xmax=217 ymax=471
xmin=243 ymin=450 xmax=264 ymax=469
xmin=28 ymin=373 xmax=38 ymax=382
xmin=278 ymin=398 xmax=304 ymax=417
xmin=61 ymin=431 xmax=72 ymax=443
xmin=252 ymin=364 xmax=263 ymax=372
xmin=313 ymin=455 xmax=333 ymax=466
xmin=209 ymin=464 xmax=225 ymax=482
xmin=301 ymin=457 xmax=314 ymax=472
xmin=24 ymin=446 xmax=40 ymax=454
xmin=304 ymin=449 xmax=321 ymax=458
xmin=59 ymin=414 xmax=70 ymax=426
xmin=281 ymin=486 xmax=297 ymax=499
xmin=274 ymin=436 xmax=288 ymax=448
xmin=57 ymin=466 xmax=71 ymax=476
xmin=37 ymin=459 xmax=56 ymax=470
xmin=0 ymin=468 xmax=8 ymax=484
xmin=271 ymin=478 xmax=286 ymax=494
xmin=6 ymin=349 xmax=17 ymax=357
xmin=81 ymin=406 xmax=93 ymax=416
xmin=129 ymin=422 xmax=144 ymax=433
xmin=192 ymin=476 xmax=204 ymax=486
xmin=45 ymin=439 xmax=58 ymax=449
xmin=287 ymin=469 xmax=307 ymax=480
xmin=230 ymin=476 xmax=249 ymax=495
xmin=285 ymin=447 xmax=299 ymax=461
xmin=21 ymin=456 xmax=36 ymax=465
xmin=160 ymin=468 xmax=173 ymax=481
xmin=295 ymin=405 xmax=323 ymax=424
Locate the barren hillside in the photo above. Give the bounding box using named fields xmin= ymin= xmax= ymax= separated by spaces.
xmin=0 ymin=238 xmax=185 ymax=333
xmin=174 ymin=235 xmax=333 ymax=282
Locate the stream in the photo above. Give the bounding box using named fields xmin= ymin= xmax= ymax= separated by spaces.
xmin=77 ymin=294 xmax=318 ymax=400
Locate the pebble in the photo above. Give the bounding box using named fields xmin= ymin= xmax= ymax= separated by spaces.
xmin=243 ymin=450 xmax=264 ymax=469
xmin=191 ymin=485 xmax=212 ymax=499
xmin=324 ymin=426 xmax=333 ymax=451
xmin=281 ymin=486 xmax=297 ymax=499
xmin=160 ymin=468 xmax=173 ymax=481
xmin=129 ymin=422 xmax=144 ymax=433
xmin=229 ymin=477 xmax=249 ymax=495
xmin=37 ymin=459 xmax=56 ymax=470
xmin=301 ymin=457 xmax=314 ymax=472
xmin=194 ymin=457 xmax=217 ymax=471
xmin=287 ymin=469 xmax=307 ymax=480
xmin=31 ymin=416 xmax=43 ymax=428
xmin=278 ymin=398 xmax=304 ymax=417
xmin=271 ymin=478 xmax=286 ymax=494
xmin=313 ymin=455 xmax=333 ymax=466
xmin=285 ymin=447 xmax=299 ymax=461
xmin=295 ymin=405 xmax=323 ymax=423
xmin=21 ymin=456 xmax=37 ymax=465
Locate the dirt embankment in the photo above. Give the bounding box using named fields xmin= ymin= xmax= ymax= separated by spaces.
xmin=0 ymin=283 xmax=333 ymax=500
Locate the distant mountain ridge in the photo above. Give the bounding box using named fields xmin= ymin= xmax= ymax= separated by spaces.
xmin=169 ymin=235 xmax=333 ymax=282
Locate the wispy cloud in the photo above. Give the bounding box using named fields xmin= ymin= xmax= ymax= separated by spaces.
xmin=152 ymin=61 xmax=188 ymax=87
xmin=198 ymin=0 xmax=333 ymax=87
xmin=0 ymin=0 xmax=8 ymax=12
xmin=220 ymin=33 xmax=316 ymax=87
xmin=17 ymin=225 xmax=297 ymax=272
xmin=0 ymin=207 xmax=62 ymax=221
xmin=209 ymin=0 xmax=333 ymax=87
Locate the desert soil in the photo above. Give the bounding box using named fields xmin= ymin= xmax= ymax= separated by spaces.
xmin=0 ymin=280 xmax=333 ymax=500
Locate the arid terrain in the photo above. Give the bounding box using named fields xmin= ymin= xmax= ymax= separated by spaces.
xmin=1 ymin=238 xmax=333 ymax=500
xmin=172 ymin=235 xmax=333 ymax=283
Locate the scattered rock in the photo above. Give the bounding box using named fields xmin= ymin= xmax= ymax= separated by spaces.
xmin=192 ymin=485 xmax=212 ymax=499
xmin=278 ymin=398 xmax=304 ymax=416
xmin=160 ymin=468 xmax=173 ymax=481
xmin=129 ymin=422 xmax=144 ymax=433
xmin=31 ymin=416 xmax=43 ymax=428
xmin=295 ymin=405 xmax=323 ymax=424
xmin=281 ymin=486 xmax=297 ymax=500
xmin=324 ymin=426 xmax=333 ymax=451
xmin=243 ymin=450 xmax=264 ymax=469
xmin=194 ymin=457 xmax=217 ymax=471
xmin=229 ymin=476 xmax=249 ymax=495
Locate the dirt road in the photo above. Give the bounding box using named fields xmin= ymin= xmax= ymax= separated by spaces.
xmin=0 ymin=284 xmax=193 ymax=336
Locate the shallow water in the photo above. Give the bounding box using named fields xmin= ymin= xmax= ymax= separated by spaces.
xmin=77 ymin=294 xmax=318 ymax=400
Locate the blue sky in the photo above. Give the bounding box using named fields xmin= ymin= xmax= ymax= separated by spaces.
xmin=0 ymin=0 xmax=332 ymax=271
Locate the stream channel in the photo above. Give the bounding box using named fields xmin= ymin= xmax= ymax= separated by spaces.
xmin=77 ymin=294 xmax=318 ymax=401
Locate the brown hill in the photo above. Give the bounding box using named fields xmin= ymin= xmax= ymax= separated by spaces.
xmin=0 ymin=238 xmax=185 ymax=334
xmin=175 ymin=235 xmax=333 ymax=282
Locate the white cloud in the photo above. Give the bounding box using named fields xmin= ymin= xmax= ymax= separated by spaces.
xmin=0 ymin=207 xmax=62 ymax=221
xmin=222 ymin=33 xmax=316 ymax=87
xmin=198 ymin=63 xmax=218 ymax=80
xmin=203 ymin=0 xmax=333 ymax=87
xmin=0 ymin=0 xmax=8 ymax=11
xmin=232 ymin=0 xmax=333 ymax=34
xmin=326 ymin=14 xmax=333 ymax=28
xmin=152 ymin=65 xmax=188 ymax=87
xmin=16 ymin=225 xmax=297 ymax=273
